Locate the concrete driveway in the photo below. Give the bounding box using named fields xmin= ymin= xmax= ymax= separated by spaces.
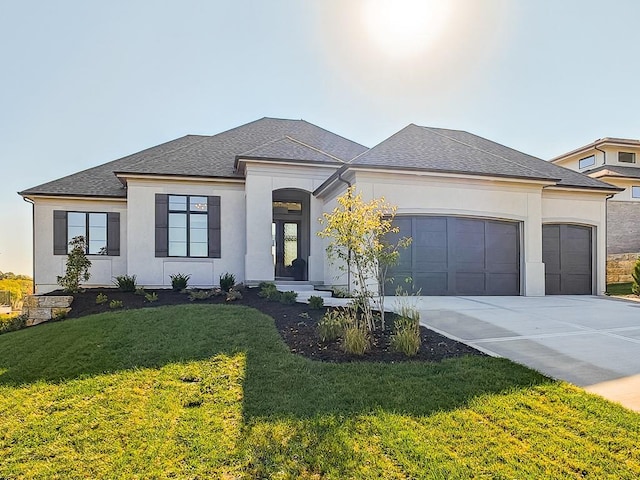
xmin=392 ymin=295 xmax=640 ymax=411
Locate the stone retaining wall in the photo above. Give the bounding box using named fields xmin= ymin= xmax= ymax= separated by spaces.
xmin=23 ymin=295 xmax=73 ymax=327
xmin=607 ymin=252 xmax=640 ymax=284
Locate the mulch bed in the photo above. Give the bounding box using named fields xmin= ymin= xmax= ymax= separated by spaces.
xmin=45 ymin=286 xmax=484 ymax=363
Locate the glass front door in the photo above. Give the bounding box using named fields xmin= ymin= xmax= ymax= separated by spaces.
xmin=273 ymin=221 xmax=299 ymax=278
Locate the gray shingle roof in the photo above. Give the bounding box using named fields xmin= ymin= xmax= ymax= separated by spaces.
xmin=237 ymin=136 xmax=343 ymax=165
xmin=19 ymin=118 xmax=368 ymax=198
xmin=585 ymin=165 xmax=640 ymax=180
xmin=350 ymin=125 xmax=617 ymax=190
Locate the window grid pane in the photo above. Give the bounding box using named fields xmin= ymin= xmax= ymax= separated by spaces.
xmin=169 ymin=195 xmax=187 ymax=211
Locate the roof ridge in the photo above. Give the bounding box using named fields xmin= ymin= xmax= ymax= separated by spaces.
xmin=283 ymin=135 xmax=345 ymax=162
xmin=348 ymin=124 xmax=415 ymax=164
xmin=421 ymin=126 xmax=560 ymax=181
xmin=119 ymin=135 xmax=211 ymax=172
xmin=299 ymin=119 xmax=368 ymax=159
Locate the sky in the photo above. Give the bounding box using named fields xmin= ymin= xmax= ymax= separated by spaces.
xmin=2 ymin=0 xmax=640 ymax=276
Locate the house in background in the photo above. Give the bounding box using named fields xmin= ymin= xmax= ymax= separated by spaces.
xmin=19 ymin=118 xmax=618 ymax=296
xmin=551 ymin=138 xmax=640 ymax=283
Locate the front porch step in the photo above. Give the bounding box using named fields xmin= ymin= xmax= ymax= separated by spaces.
xmin=274 ymin=284 xmax=333 ymax=302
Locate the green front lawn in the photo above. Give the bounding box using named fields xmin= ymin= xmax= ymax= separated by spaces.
xmin=607 ymin=282 xmax=634 ymax=296
xmin=1 ymin=305 xmax=639 ymax=478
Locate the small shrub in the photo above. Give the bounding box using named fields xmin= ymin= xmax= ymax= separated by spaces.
xmin=170 ymin=273 xmax=190 ymax=292
xmin=226 ymin=288 xmax=243 ymax=302
xmin=0 ymin=313 xmax=27 ymax=335
xmin=258 ymin=282 xmax=278 ymax=298
xmin=219 ymin=272 xmax=236 ymax=292
xmin=188 ymin=289 xmax=212 ymax=301
xmin=342 ymin=325 xmax=370 ymax=355
xmin=52 ymin=309 xmax=68 ymax=321
xmin=308 ymin=295 xmax=324 ymax=309
xmin=279 ymin=290 xmax=298 ymax=305
xmin=134 ymin=287 xmax=146 ymax=296
xmin=317 ymin=310 xmax=346 ymax=342
xmin=632 ymin=257 xmax=640 ymax=296
xmin=96 ymin=293 xmax=108 ymax=305
xmin=109 ymin=300 xmax=123 ymax=309
xmin=144 ymin=292 xmax=158 ymax=303
xmin=113 ymin=274 xmax=137 ymax=292
xmin=332 ymin=287 xmax=350 ymax=298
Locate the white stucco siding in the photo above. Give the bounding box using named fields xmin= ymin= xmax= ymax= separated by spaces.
xmin=31 ymin=197 xmax=128 ymax=294
xmin=243 ymin=162 xmax=339 ymax=284
xmin=126 ymin=178 xmax=245 ymax=288
xmin=541 ymin=188 xmax=608 ymax=295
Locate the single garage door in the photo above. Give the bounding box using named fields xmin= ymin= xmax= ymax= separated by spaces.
xmin=543 ymin=224 xmax=592 ymax=295
xmin=388 ymin=216 xmax=520 ymax=296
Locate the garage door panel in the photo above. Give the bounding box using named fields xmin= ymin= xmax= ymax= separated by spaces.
xmin=389 ymin=216 xmax=520 ymax=296
xmin=543 ymin=224 xmax=592 ymax=295
xmin=564 ymin=275 xmax=592 ymax=295
xmin=455 ymin=273 xmax=485 ymax=295
xmin=414 ymin=273 xmax=448 ymax=295
xmin=487 ymin=273 xmax=520 ymax=295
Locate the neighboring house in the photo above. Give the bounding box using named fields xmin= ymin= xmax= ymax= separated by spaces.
xmin=19 ymin=118 xmax=618 ymax=296
xmin=551 ymin=138 xmax=640 ymax=283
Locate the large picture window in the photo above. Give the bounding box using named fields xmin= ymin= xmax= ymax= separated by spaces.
xmin=154 ymin=194 xmax=221 ymax=258
xmin=168 ymin=195 xmax=208 ymax=257
xmin=53 ymin=211 xmax=120 ymax=256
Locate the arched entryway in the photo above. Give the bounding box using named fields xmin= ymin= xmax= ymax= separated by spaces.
xmin=272 ymin=189 xmax=310 ymax=281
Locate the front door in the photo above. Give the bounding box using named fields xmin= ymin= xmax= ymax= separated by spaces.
xmin=273 ymin=220 xmax=300 ymax=278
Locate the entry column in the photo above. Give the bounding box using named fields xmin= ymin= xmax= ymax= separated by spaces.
xmin=245 ymin=174 xmax=274 ymax=283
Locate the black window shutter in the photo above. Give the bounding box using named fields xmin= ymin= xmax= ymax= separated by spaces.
xmin=53 ymin=210 xmax=68 ymax=255
xmin=107 ymin=212 xmax=120 ymax=256
xmin=155 ymin=194 xmax=169 ymax=257
xmin=208 ymin=196 xmax=221 ymax=258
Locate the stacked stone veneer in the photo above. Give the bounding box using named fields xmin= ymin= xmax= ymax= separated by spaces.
xmin=23 ymin=295 xmax=73 ymax=327
xmin=607 ymin=253 xmax=640 ymax=284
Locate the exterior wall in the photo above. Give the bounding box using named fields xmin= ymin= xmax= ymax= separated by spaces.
xmin=541 ymin=189 xmax=608 ymax=295
xmin=607 ymin=252 xmax=640 ymax=284
xmin=243 ymin=162 xmax=338 ymax=284
xmin=352 ymin=171 xmax=550 ymax=296
xmin=31 ymin=197 xmax=127 ymax=294
xmin=126 ymin=178 xmax=245 ymax=288
xmin=607 ymin=201 xmax=640 ymax=254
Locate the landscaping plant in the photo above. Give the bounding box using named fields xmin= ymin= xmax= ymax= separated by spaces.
xmin=308 ymin=295 xmax=324 ymax=309
xmin=226 ymin=288 xmax=243 ymax=302
xmin=113 ymin=274 xmax=137 ymax=292
xmin=95 ymin=293 xmax=108 ymax=305
xmin=189 ymin=289 xmax=213 ymax=301
xmin=170 ymin=273 xmax=190 ymax=291
xmin=144 ymin=292 xmax=158 ymax=303
xmin=318 ymin=186 xmax=411 ymax=331
xmin=109 ymin=300 xmax=123 ymax=309
xmin=279 ymin=291 xmax=298 ymax=305
xmin=219 ymin=272 xmax=236 ymax=292
xmin=632 ymin=257 xmax=640 ymax=296
xmin=57 ymin=236 xmax=92 ymax=293
xmin=316 ymin=309 xmax=346 ymax=342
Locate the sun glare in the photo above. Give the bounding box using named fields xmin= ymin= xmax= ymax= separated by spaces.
xmin=362 ymin=0 xmax=453 ymax=59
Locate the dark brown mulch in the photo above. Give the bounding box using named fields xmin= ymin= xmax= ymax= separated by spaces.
xmin=46 ymin=286 xmax=484 ymax=363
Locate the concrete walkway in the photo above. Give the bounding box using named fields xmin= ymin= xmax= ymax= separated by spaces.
xmin=390 ymin=295 xmax=640 ymax=412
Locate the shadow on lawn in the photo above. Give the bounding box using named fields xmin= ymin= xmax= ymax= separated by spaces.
xmin=0 ymin=304 xmax=552 ymax=419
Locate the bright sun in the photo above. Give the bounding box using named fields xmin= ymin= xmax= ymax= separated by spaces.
xmin=362 ymin=0 xmax=453 ymax=59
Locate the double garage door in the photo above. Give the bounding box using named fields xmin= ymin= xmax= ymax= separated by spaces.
xmin=388 ymin=216 xmax=592 ymax=296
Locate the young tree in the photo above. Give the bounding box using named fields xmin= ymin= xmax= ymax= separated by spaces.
xmin=318 ymin=186 xmax=411 ymax=331
xmin=57 ymin=236 xmax=92 ymax=293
